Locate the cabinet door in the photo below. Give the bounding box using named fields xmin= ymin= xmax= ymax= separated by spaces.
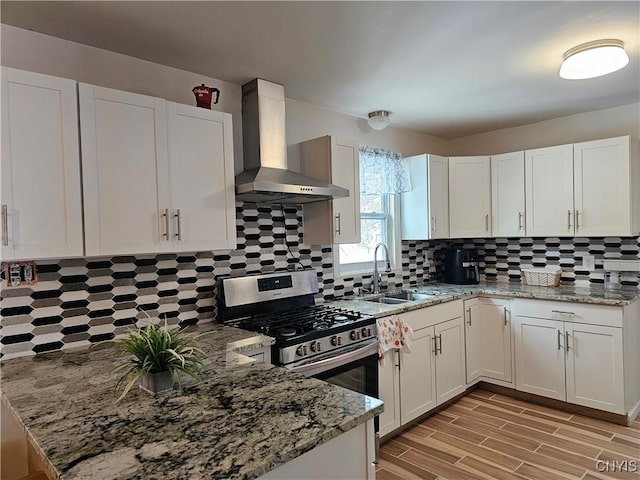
xmin=574 ymin=136 xmax=636 ymax=236
xmin=464 ymin=299 xmax=482 ymax=384
xmin=428 ymin=155 xmax=450 ymax=239
xmin=514 ymin=316 xmax=566 ymax=400
xmin=491 ymin=151 xmax=525 ymax=237
xmin=525 ymin=144 xmax=574 ymax=236
xmin=167 ymin=103 xmax=236 ymax=252
xmin=435 ymin=316 xmax=466 ymax=404
xmin=565 ymin=323 xmax=624 ymax=414
xmin=331 ymin=137 xmax=360 ymax=244
xmin=448 ymin=156 xmax=491 ymax=237
xmin=399 ymin=327 xmax=437 ymax=424
xmin=80 ymin=84 xmax=170 ymax=256
xmin=1 ymin=67 xmax=83 ymax=260
xmin=478 ymin=299 xmax=512 ymax=383
xmin=300 ymin=136 xmax=360 ymax=245
xmin=378 ymin=349 xmax=401 ymax=437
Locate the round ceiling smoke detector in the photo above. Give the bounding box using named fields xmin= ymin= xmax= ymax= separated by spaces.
xmin=367 ymin=110 xmax=391 ymax=130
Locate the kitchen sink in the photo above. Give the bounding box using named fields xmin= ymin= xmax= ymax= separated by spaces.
xmin=365 ymin=296 xmax=410 ymax=305
xmin=384 ymin=291 xmax=432 ymax=301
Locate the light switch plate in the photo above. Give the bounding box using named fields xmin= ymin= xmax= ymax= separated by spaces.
xmin=583 ymin=255 xmax=595 ymax=271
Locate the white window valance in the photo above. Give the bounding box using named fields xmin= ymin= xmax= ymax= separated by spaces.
xmin=359 ymin=146 xmax=411 ymax=195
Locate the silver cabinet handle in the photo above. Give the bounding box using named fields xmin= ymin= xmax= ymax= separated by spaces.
xmin=557 ymin=329 xmax=562 ymax=351
xmin=552 ymin=310 xmax=575 ymax=316
xmin=485 ymin=214 xmax=489 ymax=231
xmin=1 ymin=205 xmax=8 ymax=246
xmin=335 ymin=213 xmax=341 ymax=235
xmin=567 ymin=210 xmax=572 ymax=230
xmin=565 ymin=331 xmax=570 ymax=352
xmin=162 ymin=208 xmax=170 ymax=240
xmin=575 ymin=210 xmax=580 ymax=230
xmin=466 ymin=307 xmax=472 ymax=326
xmin=518 ymin=212 xmax=523 ymax=230
xmin=431 ymin=216 xmax=436 ymax=233
xmin=433 ymin=336 xmax=438 ymax=356
xmin=503 ymin=306 xmax=508 ymax=326
xmin=437 ymin=334 xmax=443 ymax=354
xmin=174 ymin=209 xmax=182 ymax=241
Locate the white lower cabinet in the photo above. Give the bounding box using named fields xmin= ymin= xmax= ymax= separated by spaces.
xmin=378 ymin=302 xmax=465 ymax=437
xmin=464 ymin=297 xmax=513 ymax=385
xmin=513 ymin=299 xmax=630 ymax=415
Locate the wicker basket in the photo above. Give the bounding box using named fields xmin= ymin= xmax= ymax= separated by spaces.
xmin=521 ymin=267 xmax=561 ymax=287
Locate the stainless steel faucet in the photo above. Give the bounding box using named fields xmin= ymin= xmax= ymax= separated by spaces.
xmin=372 ymin=242 xmax=392 ymax=294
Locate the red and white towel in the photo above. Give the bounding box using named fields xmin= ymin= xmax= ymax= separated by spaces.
xmin=376 ymin=316 xmax=414 ymax=366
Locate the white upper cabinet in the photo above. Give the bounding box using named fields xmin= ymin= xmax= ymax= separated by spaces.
xmin=401 ymin=154 xmax=449 ymax=239
xmin=491 ymin=151 xmax=525 ymax=237
xmin=300 ymin=136 xmax=360 ymax=245
xmin=573 ymin=136 xmax=639 ymax=237
xmin=80 ymin=84 xmax=171 ymax=256
xmin=448 ymin=156 xmax=491 ymax=238
xmin=81 ymin=85 xmax=236 ymax=256
xmin=167 ymin=102 xmax=236 ymax=252
xmin=1 ymin=68 xmax=83 ymax=260
xmin=525 ymin=144 xmax=574 ymax=237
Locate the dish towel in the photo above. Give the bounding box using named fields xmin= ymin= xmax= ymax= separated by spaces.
xmin=376 ymin=315 xmax=414 ymax=367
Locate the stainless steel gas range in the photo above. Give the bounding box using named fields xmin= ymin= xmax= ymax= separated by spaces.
xmin=216 ymin=270 xmax=378 ymax=399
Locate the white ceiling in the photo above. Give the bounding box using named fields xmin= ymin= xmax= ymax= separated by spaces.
xmin=1 ymin=1 xmax=638 ymax=139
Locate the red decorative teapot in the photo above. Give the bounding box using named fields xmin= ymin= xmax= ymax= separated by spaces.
xmin=192 ymin=84 xmax=220 ymax=109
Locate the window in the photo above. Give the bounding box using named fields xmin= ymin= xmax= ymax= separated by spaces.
xmin=337 ymin=151 xmax=403 ymax=276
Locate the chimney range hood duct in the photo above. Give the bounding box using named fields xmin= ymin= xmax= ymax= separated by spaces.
xmin=235 ymin=79 xmax=349 ymax=204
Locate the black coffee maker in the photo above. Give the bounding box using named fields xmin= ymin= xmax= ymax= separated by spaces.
xmin=444 ymin=248 xmax=480 ymax=284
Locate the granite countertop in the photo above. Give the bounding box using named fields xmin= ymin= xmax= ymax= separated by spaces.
xmin=332 ymin=282 xmax=640 ymax=317
xmin=0 ymin=323 xmax=383 ymax=480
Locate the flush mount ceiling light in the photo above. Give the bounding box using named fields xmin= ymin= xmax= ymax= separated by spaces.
xmin=367 ymin=110 xmax=391 ymax=130
xmin=559 ymin=39 xmax=629 ymax=80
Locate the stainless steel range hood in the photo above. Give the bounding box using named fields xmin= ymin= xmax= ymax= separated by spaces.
xmin=235 ymin=79 xmax=349 ymax=204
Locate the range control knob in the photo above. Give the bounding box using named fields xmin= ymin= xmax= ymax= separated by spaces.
xmin=350 ymin=330 xmax=360 ymax=341
xmin=330 ymin=335 xmax=342 ymax=346
xmin=361 ymin=328 xmax=369 ymax=338
xmin=310 ymin=341 xmax=322 ymax=352
xmin=296 ymin=345 xmax=308 ymax=357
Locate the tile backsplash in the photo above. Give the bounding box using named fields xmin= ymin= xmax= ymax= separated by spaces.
xmin=1 ymin=202 xmax=638 ymax=360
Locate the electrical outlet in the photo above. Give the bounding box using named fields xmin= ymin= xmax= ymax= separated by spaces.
xmin=583 ymin=255 xmax=595 ymax=271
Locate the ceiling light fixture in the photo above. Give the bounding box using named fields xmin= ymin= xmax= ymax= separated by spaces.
xmin=559 ymin=39 xmax=629 ymax=80
xmin=367 ymin=110 xmax=391 ymax=130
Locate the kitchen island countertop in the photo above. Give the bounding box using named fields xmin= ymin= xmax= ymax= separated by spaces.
xmin=0 ymin=323 xmax=383 ymax=480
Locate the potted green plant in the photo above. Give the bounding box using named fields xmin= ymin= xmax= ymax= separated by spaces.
xmin=114 ymin=320 xmax=207 ymax=401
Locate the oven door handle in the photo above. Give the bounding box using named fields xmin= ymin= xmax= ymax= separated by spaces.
xmin=288 ymin=341 xmax=378 ymax=377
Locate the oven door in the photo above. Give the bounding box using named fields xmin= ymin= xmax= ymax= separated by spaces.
xmin=288 ymin=340 xmax=379 ymax=399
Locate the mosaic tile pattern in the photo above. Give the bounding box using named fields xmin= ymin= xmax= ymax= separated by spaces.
xmin=1 ymin=199 xmax=638 ymax=360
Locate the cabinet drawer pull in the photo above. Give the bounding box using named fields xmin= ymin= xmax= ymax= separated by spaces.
xmin=503 ymin=306 xmax=508 ymax=326
xmin=557 ymin=329 xmax=562 ymax=351
xmin=174 ymin=209 xmax=182 ymax=241
xmin=162 ymin=208 xmax=170 ymax=240
xmin=485 ymin=214 xmax=489 ymax=232
xmin=552 ymin=310 xmax=575 ymax=316
xmin=1 ymin=205 xmax=8 ymax=246
xmin=567 ymin=210 xmax=572 ymax=230
xmin=335 ymin=213 xmax=341 ymax=235
xmin=565 ymin=331 xmax=570 ymax=352
xmin=575 ymin=210 xmax=580 ymax=230
xmin=518 ymin=212 xmax=523 ymax=230
xmin=432 ymin=336 xmax=438 ymax=356
xmin=437 ymin=334 xmax=443 ymax=354
xmin=431 ymin=216 xmax=436 ymax=233
xmin=466 ymin=307 xmax=472 ymax=326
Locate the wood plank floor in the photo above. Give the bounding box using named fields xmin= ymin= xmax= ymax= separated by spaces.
xmin=378 ymin=390 xmax=640 ymax=480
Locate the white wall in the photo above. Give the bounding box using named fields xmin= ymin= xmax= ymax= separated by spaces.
xmin=1 ymin=24 xmax=447 ymax=174
xmin=449 ymin=103 xmax=640 ymax=155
